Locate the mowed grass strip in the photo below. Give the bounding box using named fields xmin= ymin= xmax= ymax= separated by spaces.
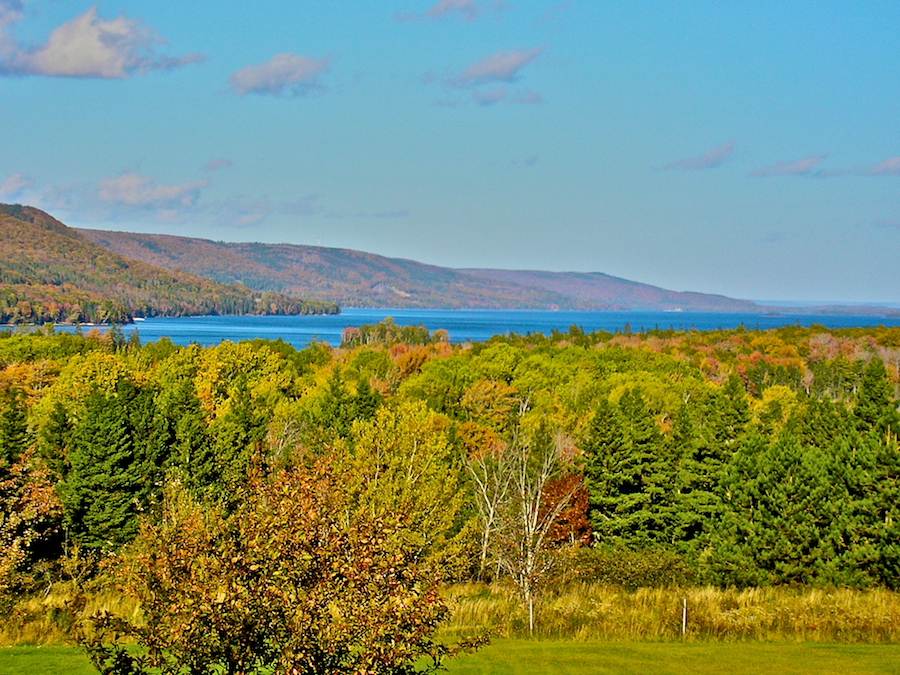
xmin=4 ymin=641 xmax=900 ymax=675
xmin=443 ymin=640 xmax=900 ymax=675
xmin=0 ymin=646 xmax=95 ymax=675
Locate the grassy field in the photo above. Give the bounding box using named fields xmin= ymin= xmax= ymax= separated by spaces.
xmin=4 ymin=641 xmax=900 ymax=675
xmin=0 ymin=646 xmax=95 ymax=675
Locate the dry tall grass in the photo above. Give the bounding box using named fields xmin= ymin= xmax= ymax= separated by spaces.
xmin=442 ymin=582 xmax=900 ymax=643
xmin=0 ymin=580 xmax=137 ymax=647
xmin=5 ymin=580 xmax=900 ymax=646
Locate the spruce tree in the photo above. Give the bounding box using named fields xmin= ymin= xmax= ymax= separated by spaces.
xmin=0 ymin=387 xmax=28 ymax=479
xmin=60 ymin=383 xmax=159 ymax=549
xmin=584 ymin=389 xmax=670 ymax=548
xmin=854 ymin=359 xmax=899 ymax=435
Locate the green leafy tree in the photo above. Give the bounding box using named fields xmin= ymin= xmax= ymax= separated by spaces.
xmin=338 ymin=401 xmax=472 ymax=577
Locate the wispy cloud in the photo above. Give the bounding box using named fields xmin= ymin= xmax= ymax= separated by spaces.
xmin=863 ymin=157 xmax=900 ymax=176
xmin=511 ymin=155 xmax=539 ymax=167
xmin=662 ymin=141 xmax=734 ymax=171
xmin=454 ymin=47 xmax=545 ymax=86
xmin=394 ymin=0 xmax=509 ymax=23
xmin=19 ymin=170 xmax=411 ymax=229
xmin=228 ymin=53 xmax=330 ymax=97
xmin=747 ymin=155 xmax=899 ymax=178
xmin=33 ymin=172 xmax=208 ymax=224
xmin=759 ymin=231 xmax=788 ymax=244
xmin=96 ymin=173 xmax=207 ymax=209
xmin=749 ymin=154 xmax=827 ymax=177
xmin=470 ymin=85 xmax=543 ymax=106
xmin=209 ymin=195 xmax=276 ymax=228
xmin=510 ymin=88 xmax=542 ymax=104
xmin=203 ymin=157 xmax=233 ymax=172
xmin=537 ymin=2 xmax=571 ymax=26
xmin=426 ymin=46 xmax=545 ymax=107
xmin=0 ymin=6 xmax=204 ymax=78
xmin=472 ymin=86 xmax=506 ymax=106
xmin=873 ymin=218 xmax=900 ymax=230
xmin=0 ymin=172 xmax=34 ymax=199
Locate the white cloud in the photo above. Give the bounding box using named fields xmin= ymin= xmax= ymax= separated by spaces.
xmin=863 ymin=157 xmax=900 ymax=176
xmin=662 ymin=141 xmax=734 ymax=171
xmin=0 ymin=172 xmax=34 ymax=199
xmin=749 ymin=154 xmax=827 ymax=177
xmin=455 ymin=47 xmax=545 ymax=86
xmin=97 ymin=173 xmax=207 ymax=208
xmin=228 ymin=53 xmax=329 ymax=97
xmin=394 ymin=0 xmax=509 ymax=23
xmin=204 ymin=157 xmax=233 ymax=172
xmin=0 ymin=6 xmax=204 ymax=78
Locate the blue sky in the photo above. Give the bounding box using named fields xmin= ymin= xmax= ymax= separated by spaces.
xmin=1 ymin=1 xmax=898 ymax=303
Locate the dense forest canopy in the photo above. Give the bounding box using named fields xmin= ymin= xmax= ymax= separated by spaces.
xmin=0 ymin=319 xmax=898 ymax=610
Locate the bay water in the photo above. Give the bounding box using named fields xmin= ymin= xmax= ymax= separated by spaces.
xmin=116 ymin=309 xmax=900 ymax=350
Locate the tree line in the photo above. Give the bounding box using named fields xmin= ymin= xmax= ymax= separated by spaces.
xmin=1 ymin=321 xmax=899 ymax=635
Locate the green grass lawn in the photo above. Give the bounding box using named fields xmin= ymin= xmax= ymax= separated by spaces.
xmin=4 ymin=641 xmax=900 ymax=675
xmin=446 ymin=641 xmax=900 ymax=675
xmin=0 ymin=646 xmax=95 ymax=675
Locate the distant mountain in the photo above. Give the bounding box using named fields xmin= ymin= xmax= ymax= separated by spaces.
xmin=458 ymin=269 xmax=761 ymax=312
xmin=80 ymin=227 xmax=766 ymax=312
xmin=0 ymin=204 xmax=338 ymax=324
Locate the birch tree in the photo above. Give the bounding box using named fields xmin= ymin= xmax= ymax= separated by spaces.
xmin=493 ymin=425 xmax=580 ymax=633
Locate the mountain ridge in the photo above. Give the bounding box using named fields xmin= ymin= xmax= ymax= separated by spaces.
xmin=79 ymin=227 xmax=766 ymax=312
xmin=0 ymin=204 xmax=338 ymax=324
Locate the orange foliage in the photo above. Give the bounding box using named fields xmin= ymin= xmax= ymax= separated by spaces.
xmin=541 ymin=473 xmax=590 ymax=547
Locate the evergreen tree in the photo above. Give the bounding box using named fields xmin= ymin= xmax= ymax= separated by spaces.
xmin=584 ymin=389 xmax=671 ymax=548
xmin=205 ymin=382 xmax=268 ymax=504
xmin=792 ymin=397 xmax=847 ymax=448
xmin=37 ymin=400 xmax=72 ymax=480
xmin=679 ymin=375 xmax=750 ymax=551
xmin=60 ymin=383 xmax=160 ymax=549
xmin=0 ymin=387 xmax=28 ymax=479
xmin=712 ymin=431 xmax=844 ymax=586
xmin=854 ymin=359 xmax=899 ymax=435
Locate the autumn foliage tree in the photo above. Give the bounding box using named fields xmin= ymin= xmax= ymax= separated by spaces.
xmin=81 ymin=459 xmax=484 ymax=675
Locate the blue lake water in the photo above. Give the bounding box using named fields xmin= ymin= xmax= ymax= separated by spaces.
xmin=106 ymin=309 xmax=900 ymax=350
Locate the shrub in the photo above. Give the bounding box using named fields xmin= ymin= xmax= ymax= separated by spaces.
xmin=79 ymin=460 xmax=484 ymax=674
xmin=562 ymin=547 xmax=695 ymax=589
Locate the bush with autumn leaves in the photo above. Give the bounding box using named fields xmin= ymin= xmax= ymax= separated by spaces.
xmin=80 ymin=458 xmax=485 ymax=675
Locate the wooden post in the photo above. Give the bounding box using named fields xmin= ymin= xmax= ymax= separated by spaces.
xmin=682 ymin=598 xmax=687 ymax=637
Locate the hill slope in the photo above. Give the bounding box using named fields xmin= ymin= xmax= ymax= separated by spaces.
xmin=0 ymin=204 xmax=337 ymax=324
xmin=80 ymin=228 xmax=764 ymax=312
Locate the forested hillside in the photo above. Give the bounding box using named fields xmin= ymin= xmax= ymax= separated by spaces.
xmin=80 ymin=227 xmax=767 ymax=311
xmin=0 ymin=320 xmax=898 ymax=621
xmin=0 ymin=204 xmax=338 ymax=324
